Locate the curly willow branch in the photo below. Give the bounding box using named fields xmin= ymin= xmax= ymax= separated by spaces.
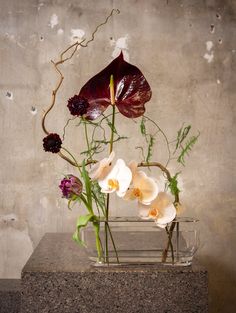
xmin=138 ymin=162 xmax=180 ymax=204
xmin=41 ymin=9 xmax=120 ymax=165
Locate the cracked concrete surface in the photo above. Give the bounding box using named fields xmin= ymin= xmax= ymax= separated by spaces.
xmin=0 ymin=0 xmax=235 ymax=312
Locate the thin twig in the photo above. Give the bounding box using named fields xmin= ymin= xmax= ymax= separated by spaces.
xmin=41 ymin=9 xmax=120 ymax=165
xmin=143 ymin=115 xmax=171 ymax=167
xmin=138 ymin=161 xmax=179 ymax=204
xmin=62 ymin=117 xmax=77 ymax=141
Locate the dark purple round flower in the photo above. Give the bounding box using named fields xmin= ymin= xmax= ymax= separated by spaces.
xmin=59 ymin=175 xmax=83 ymax=199
xmin=43 ymin=133 xmax=62 ymax=153
xmin=67 ymin=95 xmax=89 ymax=116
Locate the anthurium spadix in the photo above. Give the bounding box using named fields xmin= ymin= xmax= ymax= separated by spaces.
xmin=75 ymin=52 xmax=152 ymax=120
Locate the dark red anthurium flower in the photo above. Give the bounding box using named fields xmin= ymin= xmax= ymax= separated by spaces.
xmin=77 ymin=51 xmax=152 ymax=120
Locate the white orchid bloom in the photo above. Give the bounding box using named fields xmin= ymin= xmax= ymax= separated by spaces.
xmin=139 ymin=192 xmax=176 ymax=228
xmin=89 ymin=151 xmax=115 ymax=181
xmin=98 ymin=159 xmax=132 ymax=197
xmin=124 ymin=162 xmax=158 ymax=205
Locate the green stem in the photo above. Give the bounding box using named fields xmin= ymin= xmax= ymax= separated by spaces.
xmin=83 ymin=119 xmax=92 ymax=160
xmin=105 ymin=195 xmax=110 ymax=263
xmin=104 ymin=75 xmax=116 ymax=264
xmin=79 ymin=193 xmax=92 ymax=214
xmin=61 ymin=147 xmax=80 ymax=171
xmin=93 ymin=222 xmax=102 ymax=262
xmin=162 ymin=222 xmax=176 ymax=263
xmin=106 ymin=222 xmax=119 ymax=263
xmin=109 ymin=105 xmax=116 ymax=153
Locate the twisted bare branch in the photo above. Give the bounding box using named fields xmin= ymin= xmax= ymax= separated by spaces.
xmin=41 ymin=9 xmax=120 ymax=164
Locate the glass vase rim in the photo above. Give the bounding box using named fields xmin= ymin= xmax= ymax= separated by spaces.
xmin=97 ymin=216 xmax=199 ymax=223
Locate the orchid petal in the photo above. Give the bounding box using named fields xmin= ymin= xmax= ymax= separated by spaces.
xmin=98 ymin=162 xmax=119 ymax=192
xmin=151 ymin=192 xmax=172 ymax=211
xmin=113 ymin=159 xmax=132 ymax=197
xmin=98 ymin=159 xmax=132 ymax=197
xmin=89 ymin=151 xmax=115 ymax=180
xmin=155 ymin=203 xmax=176 ymax=226
xmin=138 ymin=192 xmax=176 ymax=226
xmin=138 ymin=203 xmax=150 ymax=219
xmin=128 ymin=160 xmax=138 ymax=182
xmin=133 ymin=171 xmax=159 ymax=205
xmin=155 ymin=223 xmax=167 ymax=229
xmin=123 ymin=189 xmax=137 ymax=201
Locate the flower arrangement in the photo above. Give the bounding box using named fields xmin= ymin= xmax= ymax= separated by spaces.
xmin=42 ymin=10 xmax=199 ymax=265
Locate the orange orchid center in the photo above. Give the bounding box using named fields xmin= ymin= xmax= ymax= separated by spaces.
xmin=108 ymin=179 xmax=119 ymax=190
xmin=133 ymin=188 xmax=142 ymax=199
xmin=149 ymin=208 xmax=159 ymax=219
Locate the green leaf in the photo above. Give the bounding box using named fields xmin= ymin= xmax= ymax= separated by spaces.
xmin=174 ymin=125 xmax=191 ymax=153
xmin=146 ymin=135 xmax=155 ymax=163
xmin=91 ymin=182 xmax=106 ymax=208
xmin=177 ymin=133 xmax=200 ymax=166
xmin=175 ymin=125 xmax=183 ymax=151
xmin=173 ymin=125 xmax=191 ymax=154
xmin=167 ymin=172 xmax=181 ymax=197
xmin=180 ymin=126 xmax=191 ymax=144
xmin=73 ymin=213 xmax=95 ymax=246
xmin=67 ymin=195 xmax=82 ymax=210
xmin=140 ymin=117 xmax=146 ymax=135
xmin=81 ymin=161 xmax=93 ymax=211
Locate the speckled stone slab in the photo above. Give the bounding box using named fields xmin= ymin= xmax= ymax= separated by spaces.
xmin=0 ymin=279 xmax=21 ymax=313
xmin=21 ymin=233 xmax=208 ymax=313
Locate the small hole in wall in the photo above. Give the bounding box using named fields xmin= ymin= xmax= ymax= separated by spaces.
xmin=110 ymin=37 xmax=113 ymax=40
xmin=6 ymin=91 xmax=13 ymax=100
xmin=31 ymin=106 xmax=37 ymax=115
xmin=218 ymin=38 xmax=222 ymax=44
xmin=40 ymin=36 xmax=44 ymax=41
xmin=210 ymin=24 xmax=215 ymax=33
xmin=216 ymin=13 xmax=221 ymax=19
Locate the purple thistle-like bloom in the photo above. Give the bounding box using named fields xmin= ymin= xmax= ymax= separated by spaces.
xmin=43 ymin=133 xmax=62 ymax=153
xmin=59 ymin=175 xmax=83 ymax=199
xmin=67 ymin=95 xmax=89 ymax=116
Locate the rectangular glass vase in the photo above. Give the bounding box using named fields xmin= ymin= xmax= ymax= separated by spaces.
xmin=82 ymin=217 xmax=199 ymax=266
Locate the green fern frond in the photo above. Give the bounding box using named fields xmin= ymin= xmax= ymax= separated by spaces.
xmin=175 ymin=125 xmax=191 ymax=152
xmin=177 ymin=133 xmax=200 ymax=165
xmin=167 ymin=172 xmax=181 ymax=197
xmin=146 ymin=135 xmax=155 ymax=163
xmin=94 ymin=136 xmax=128 ymax=145
xmin=140 ymin=117 xmax=146 ymax=136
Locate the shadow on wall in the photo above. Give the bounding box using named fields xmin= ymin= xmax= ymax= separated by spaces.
xmin=197 ymin=256 xmax=236 ymax=313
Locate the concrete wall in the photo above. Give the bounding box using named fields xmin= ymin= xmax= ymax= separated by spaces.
xmin=0 ymin=0 xmax=235 ymax=312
